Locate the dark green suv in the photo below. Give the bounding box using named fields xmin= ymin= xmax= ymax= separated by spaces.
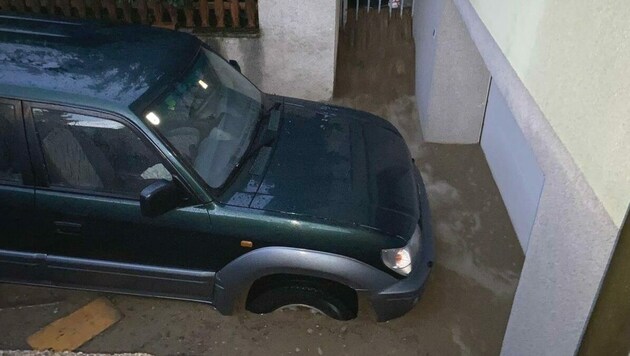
xmin=0 ymin=14 xmax=433 ymax=321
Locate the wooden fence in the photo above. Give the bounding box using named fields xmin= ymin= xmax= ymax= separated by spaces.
xmin=0 ymin=0 xmax=258 ymax=30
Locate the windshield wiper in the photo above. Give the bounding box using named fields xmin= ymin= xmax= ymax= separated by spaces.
xmin=237 ymin=102 xmax=282 ymax=163
xmin=233 ymin=101 xmax=282 ymax=169
xmin=266 ymin=101 xmax=281 ymax=114
xmin=237 ymin=132 xmax=277 ymax=167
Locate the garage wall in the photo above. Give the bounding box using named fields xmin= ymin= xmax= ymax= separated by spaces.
xmin=448 ymin=0 xmax=622 ymax=354
xmin=200 ymin=0 xmax=340 ymax=102
xmin=480 ymin=81 xmax=544 ymax=251
xmin=412 ymin=0 xmax=443 ymax=130
xmin=468 ymin=0 xmax=630 ymax=229
xmin=413 ymin=0 xmax=489 ymax=143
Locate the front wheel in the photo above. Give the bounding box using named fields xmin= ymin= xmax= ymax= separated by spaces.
xmin=246 ymin=279 xmax=358 ymax=321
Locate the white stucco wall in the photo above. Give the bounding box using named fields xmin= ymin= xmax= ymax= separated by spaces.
xmin=468 ymin=0 xmax=630 ymax=228
xmin=412 ymin=0 xmax=443 ymax=133
xmin=449 ymin=0 xmax=622 ymax=354
xmin=412 ymin=0 xmax=490 ymax=144
xmin=201 ymin=0 xmax=340 ymax=102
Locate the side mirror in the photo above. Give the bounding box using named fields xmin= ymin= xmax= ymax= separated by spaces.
xmin=229 ymin=59 xmax=241 ymax=73
xmin=140 ymin=180 xmax=179 ymax=217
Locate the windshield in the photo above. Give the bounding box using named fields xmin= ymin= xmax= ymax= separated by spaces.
xmin=144 ymin=49 xmax=262 ymax=188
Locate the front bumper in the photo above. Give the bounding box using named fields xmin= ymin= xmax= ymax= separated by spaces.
xmin=370 ymin=167 xmax=435 ymax=321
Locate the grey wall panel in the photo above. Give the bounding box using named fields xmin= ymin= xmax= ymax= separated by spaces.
xmin=481 ymin=81 xmax=544 ymax=251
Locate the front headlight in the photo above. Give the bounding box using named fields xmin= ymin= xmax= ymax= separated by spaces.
xmin=381 ymin=226 xmax=421 ymax=276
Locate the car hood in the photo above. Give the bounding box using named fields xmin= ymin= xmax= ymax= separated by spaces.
xmin=220 ymin=97 xmax=420 ymax=239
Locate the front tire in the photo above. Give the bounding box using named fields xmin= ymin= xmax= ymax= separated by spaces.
xmin=246 ymin=278 xmax=358 ymax=321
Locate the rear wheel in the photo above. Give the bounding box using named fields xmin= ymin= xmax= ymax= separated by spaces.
xmin=246 ymin=276 xmax=358 ymax=321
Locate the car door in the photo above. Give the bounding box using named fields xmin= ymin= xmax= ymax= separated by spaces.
xmin=24 ymin=102 xmax=219 ymax=301
xmin=0 ymin=98 xmax=43 ymax=282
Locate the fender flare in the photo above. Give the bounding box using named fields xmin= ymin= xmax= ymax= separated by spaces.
xmin=212 ymin=247 xmax=397 ymax=315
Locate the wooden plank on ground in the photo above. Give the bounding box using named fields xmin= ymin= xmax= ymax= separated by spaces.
xmin=27 ymin=297 xmax=121 ymax=351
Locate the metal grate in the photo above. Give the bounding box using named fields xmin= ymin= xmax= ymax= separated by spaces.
xmin=342 ymin=0 xmax=415 ymax=27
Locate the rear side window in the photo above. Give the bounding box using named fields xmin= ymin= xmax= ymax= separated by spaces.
xmin=0 ymin=102 xmax=28 ymax=184
xmin=32 ymin=108 xmax=172 ymax=198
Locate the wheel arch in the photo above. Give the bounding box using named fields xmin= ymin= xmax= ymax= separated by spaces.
xmin=212 ymin=247 xmax=397 ymax=315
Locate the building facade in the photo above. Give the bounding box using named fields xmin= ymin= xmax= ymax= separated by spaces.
xmin=413 ymin=0 xmax=629 ymax=354
xmin=201 ymin=0 xmax=341 ymax=102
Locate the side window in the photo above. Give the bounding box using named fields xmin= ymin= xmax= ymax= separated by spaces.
xmin=32 ymin=108 xmax=172 ymax=198
xmin=0 ymin=102 xmax=28 ymax=185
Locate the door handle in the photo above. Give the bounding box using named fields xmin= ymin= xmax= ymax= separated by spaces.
xmin=53 ymin=221 xmax=82 ymax=236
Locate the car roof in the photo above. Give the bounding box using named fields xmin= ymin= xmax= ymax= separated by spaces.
xmin=0 ymin=13 xmax=200 ymax=115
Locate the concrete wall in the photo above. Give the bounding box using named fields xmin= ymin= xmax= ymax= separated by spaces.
xmin=447 ymin=0 xmax=622 ymax=354
xmin=412 ymin=0 xmax=490 ymax=144
xmin=201 ymin=0 xmax=340 ymax=102
xmin=467 ymin=0 xmax=630 ymax=228
xmin=480 ymin=81 xmax=544 ymax=251
xmin=412 ymin=0 xmax=443 ymax=132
